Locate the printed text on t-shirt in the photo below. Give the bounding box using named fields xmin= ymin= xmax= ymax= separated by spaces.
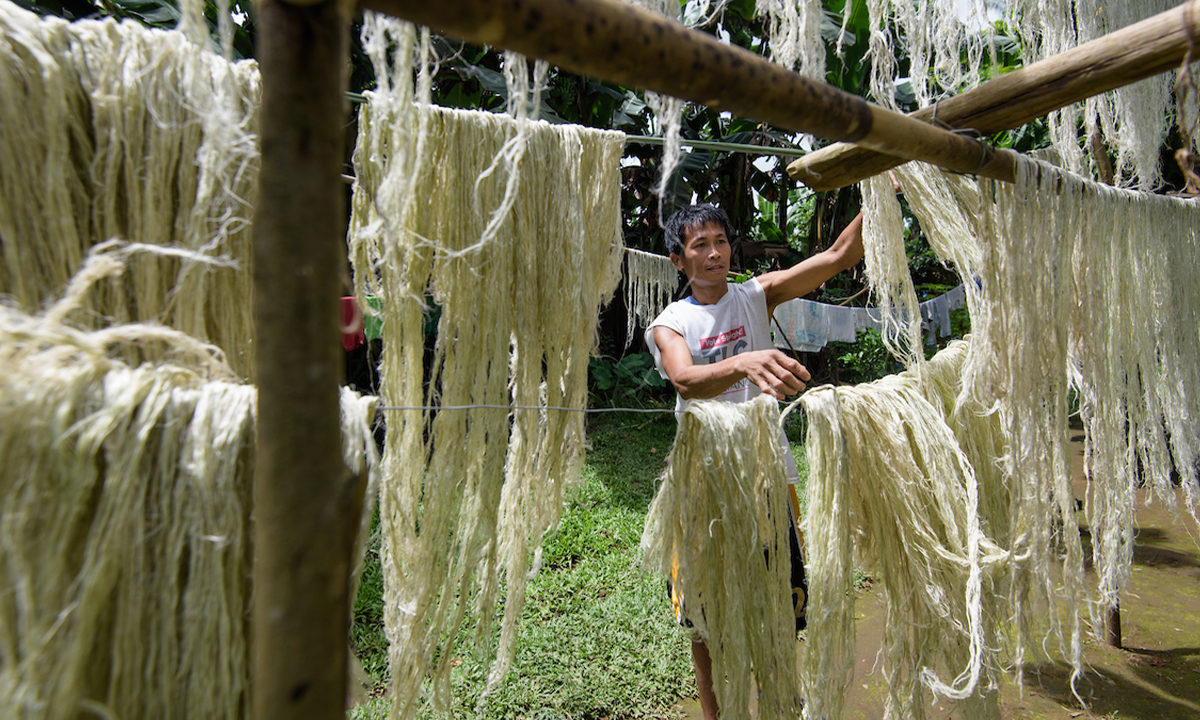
xmin=699 ymin=326 xmax=746 ymax=350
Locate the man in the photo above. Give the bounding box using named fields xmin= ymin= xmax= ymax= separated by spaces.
xmin=646 ymin=203 xmax=864 ymax=719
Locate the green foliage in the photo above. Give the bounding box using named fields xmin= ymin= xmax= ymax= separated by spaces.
xmin=588 ymin=352 xmax=671 ymax=408
xmin=351 ymin=515 xmax=388 ymax=686
xmin=828 ymin=328 xmax=901 ymax=385
xmin=751 ymin=185 xmax=817 ymax=254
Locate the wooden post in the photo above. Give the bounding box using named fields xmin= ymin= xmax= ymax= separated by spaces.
xmin=253 ymin=1 xmax=359 ymax=718
xmin=788 ymin=0 xmax=1200 ymax=190
xmin=359 ymin=0 xmax=1016 ymax=184
xmin=1106 ymin=601 xmax=1123 ymax=648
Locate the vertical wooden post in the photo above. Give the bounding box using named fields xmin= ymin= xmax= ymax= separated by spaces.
xmin=253 ymin=0 xmax=357 ymax=717
xmin=1106 ymin=601 xmax=1123 ymax=648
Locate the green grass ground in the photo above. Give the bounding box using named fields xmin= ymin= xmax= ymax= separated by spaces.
xmin=350 ymin=409 xmax=810 ymax=719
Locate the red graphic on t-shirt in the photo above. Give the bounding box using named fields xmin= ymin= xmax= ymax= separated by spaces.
xmin=699 ymin=325 xmax=746 ymax=351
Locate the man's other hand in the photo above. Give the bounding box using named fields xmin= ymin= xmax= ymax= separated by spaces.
xmin=734 ymin=349 xmax=811 ymax=400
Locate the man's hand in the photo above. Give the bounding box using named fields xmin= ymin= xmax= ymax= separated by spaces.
xmin=733 ymin=349 xmax=811 ymax=400
xmin=654 ymin=326 xmax=812 ymax=401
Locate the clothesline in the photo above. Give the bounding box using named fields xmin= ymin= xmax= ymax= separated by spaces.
xmin=773 ymin=284 xmax=967 ymax=353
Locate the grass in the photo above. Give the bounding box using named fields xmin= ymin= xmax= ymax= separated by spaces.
xmin=349 ymin=409 xmax=819 ymax=719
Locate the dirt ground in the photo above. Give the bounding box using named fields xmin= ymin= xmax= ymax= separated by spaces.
xmin=681 ymin=426 xmax=1200 ymax=720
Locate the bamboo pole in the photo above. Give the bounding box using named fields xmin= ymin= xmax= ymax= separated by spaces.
xmin=358 ymin=0 xmax=1017 ymax=184
xmin=252 ymin=0 xmax=359 ymax=718
xmin=789 ymin=0 xmax=1200 ymax=190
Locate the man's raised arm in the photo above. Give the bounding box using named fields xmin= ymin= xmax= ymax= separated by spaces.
xmin=758 ymin=213 xmax=864 ymax=317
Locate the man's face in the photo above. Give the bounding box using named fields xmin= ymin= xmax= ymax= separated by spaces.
xmin=670 ymin=220 xmax=730 ymax=288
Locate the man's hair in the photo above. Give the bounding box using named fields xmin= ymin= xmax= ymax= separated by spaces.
xmin=662 ymin=204 xmax=732 ymax=256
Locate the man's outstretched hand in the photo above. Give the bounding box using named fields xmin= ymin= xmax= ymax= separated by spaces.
xmin=734 ymin=349 xmax=811 ymax=400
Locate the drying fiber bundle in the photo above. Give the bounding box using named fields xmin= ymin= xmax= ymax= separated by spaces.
xmin=620 ymin=0 xmax=692 ymax=218
xmin=1006 ymin=0 xmax=1185 ymax=188
xmin=0 ymin=247 xmax=379 ymax=720
xmin=1070 ymin=180 xmax=1200 ymax=615
xmin=868 ymin=157 xmax=1086 ymax=689
xmin=755 ymin=0 xmax=825 ymax=78
xmin=860 ymin=171 xmax=924 ymax=367
xmin=798 ymin=342 xmax=1011 ymax=720
xmin=623 ymin=0 xmax=827 ymax=214
xmin=623 ymin=247 xmax=679 ymax=347
xmin=864 ymin=0 xmax=996 ymax=110
xmin=965 ymin=157 xmax=1095 ymax=663
xmin=869 ymin=154 xmax=1200 ymax=675
xmin=0 ymin=0 xmax=260 ymax=378
xmin=348 ymin=15 xmax=625 ymax=717
xmin=861 ymin=0 xmax=1192 ymax=189
xmin=861 ymin=163 xmax=1016 ymax=541
xmin=968 ymin=156 xmax=1200 ymax=628
xmin=641 ymin=395 xmax=803 ymax=719
xmin=888 ymin=162 xmax=988 ymax=321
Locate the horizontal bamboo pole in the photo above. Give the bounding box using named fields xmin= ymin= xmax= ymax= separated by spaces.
xmin=790 ymin=0 xmax=1200 ymax=190
xmin=359 ymin=0 xmax=1016 ymax=184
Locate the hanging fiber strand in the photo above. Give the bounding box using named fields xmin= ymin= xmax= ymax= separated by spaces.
xmin=1006 ymin=0 xmax=1184 ymax=189
xmin=864 ymin=0 xmax=996 ymax=110
xmin=860 ymin=171 xmax=924 ymax=367
xmin=892 ymin=157 xmax=1085 ymax=694
xmin=798 ymin=341 xmax=1009 ymax=720
xmin=885 ymin=163 xmax=1005 ymax=541
xmin=888 ymin=162 xmax=988 ymax=337
xmin=0 ymin=246 xmax=379 ymax=720
xmin=757 ymin=0 xmax=826 ymax=79
xmin=625 ymin=0 xmax=826 ymax=217
xmin=1060 ymin=166 xmax=1200 ymax=616
xmin=0 ymin=1 xmax=260 ymax=379
xmin=641 ymin=395 xmax=803 ymax=720
xmin=620 ymin=0 xmax=758 ymax=220
xmin=624 ymin=247 xmax=679 ymax=348
xmin=964 ymin=157 xmax=1085 ymax=680
xmin=965 ymin=155 xmax=1200 ymax=653
xmin=349 ymin=15 xmax=625 ymax=717
xmin=885 ymin=154 xmax=1200 ymax=679
xmin=620 ymin=0 xmax=692 ymax=221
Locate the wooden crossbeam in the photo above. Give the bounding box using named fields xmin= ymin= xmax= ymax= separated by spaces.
xmin=359 ymin=0 xmax=1017 ymax=184
xmin=790 ymin=0 xmax=1200 ymax=190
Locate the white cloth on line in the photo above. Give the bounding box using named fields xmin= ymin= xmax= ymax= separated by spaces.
xmin=771 ymin=284 xmax=966 ymax=352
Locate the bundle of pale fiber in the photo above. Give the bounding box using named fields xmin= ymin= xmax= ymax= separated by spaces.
xmin=641 ymin=395 xmax=803 ymax=719
xmin=348 ymin=15 xmax=625 ymax=716
xmin=0 ymin=0 xmax=259 ymax=378
xmin=624 ymin=247 xmax=679 ymax=348
xmin=0 ymin=252 xmax=379 ymax=720
xmin=800 ymin=341 xmax=1010 ymax=720
xmin=967 ymin=155 xmax=1200 ymax=645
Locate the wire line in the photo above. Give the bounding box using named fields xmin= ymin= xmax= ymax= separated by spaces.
xmin=375 ymin=403 xmax=674 ymax=414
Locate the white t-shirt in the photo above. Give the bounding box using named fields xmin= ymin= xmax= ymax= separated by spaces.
xmin=646 ymin=278 xmax=800 ymax=482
